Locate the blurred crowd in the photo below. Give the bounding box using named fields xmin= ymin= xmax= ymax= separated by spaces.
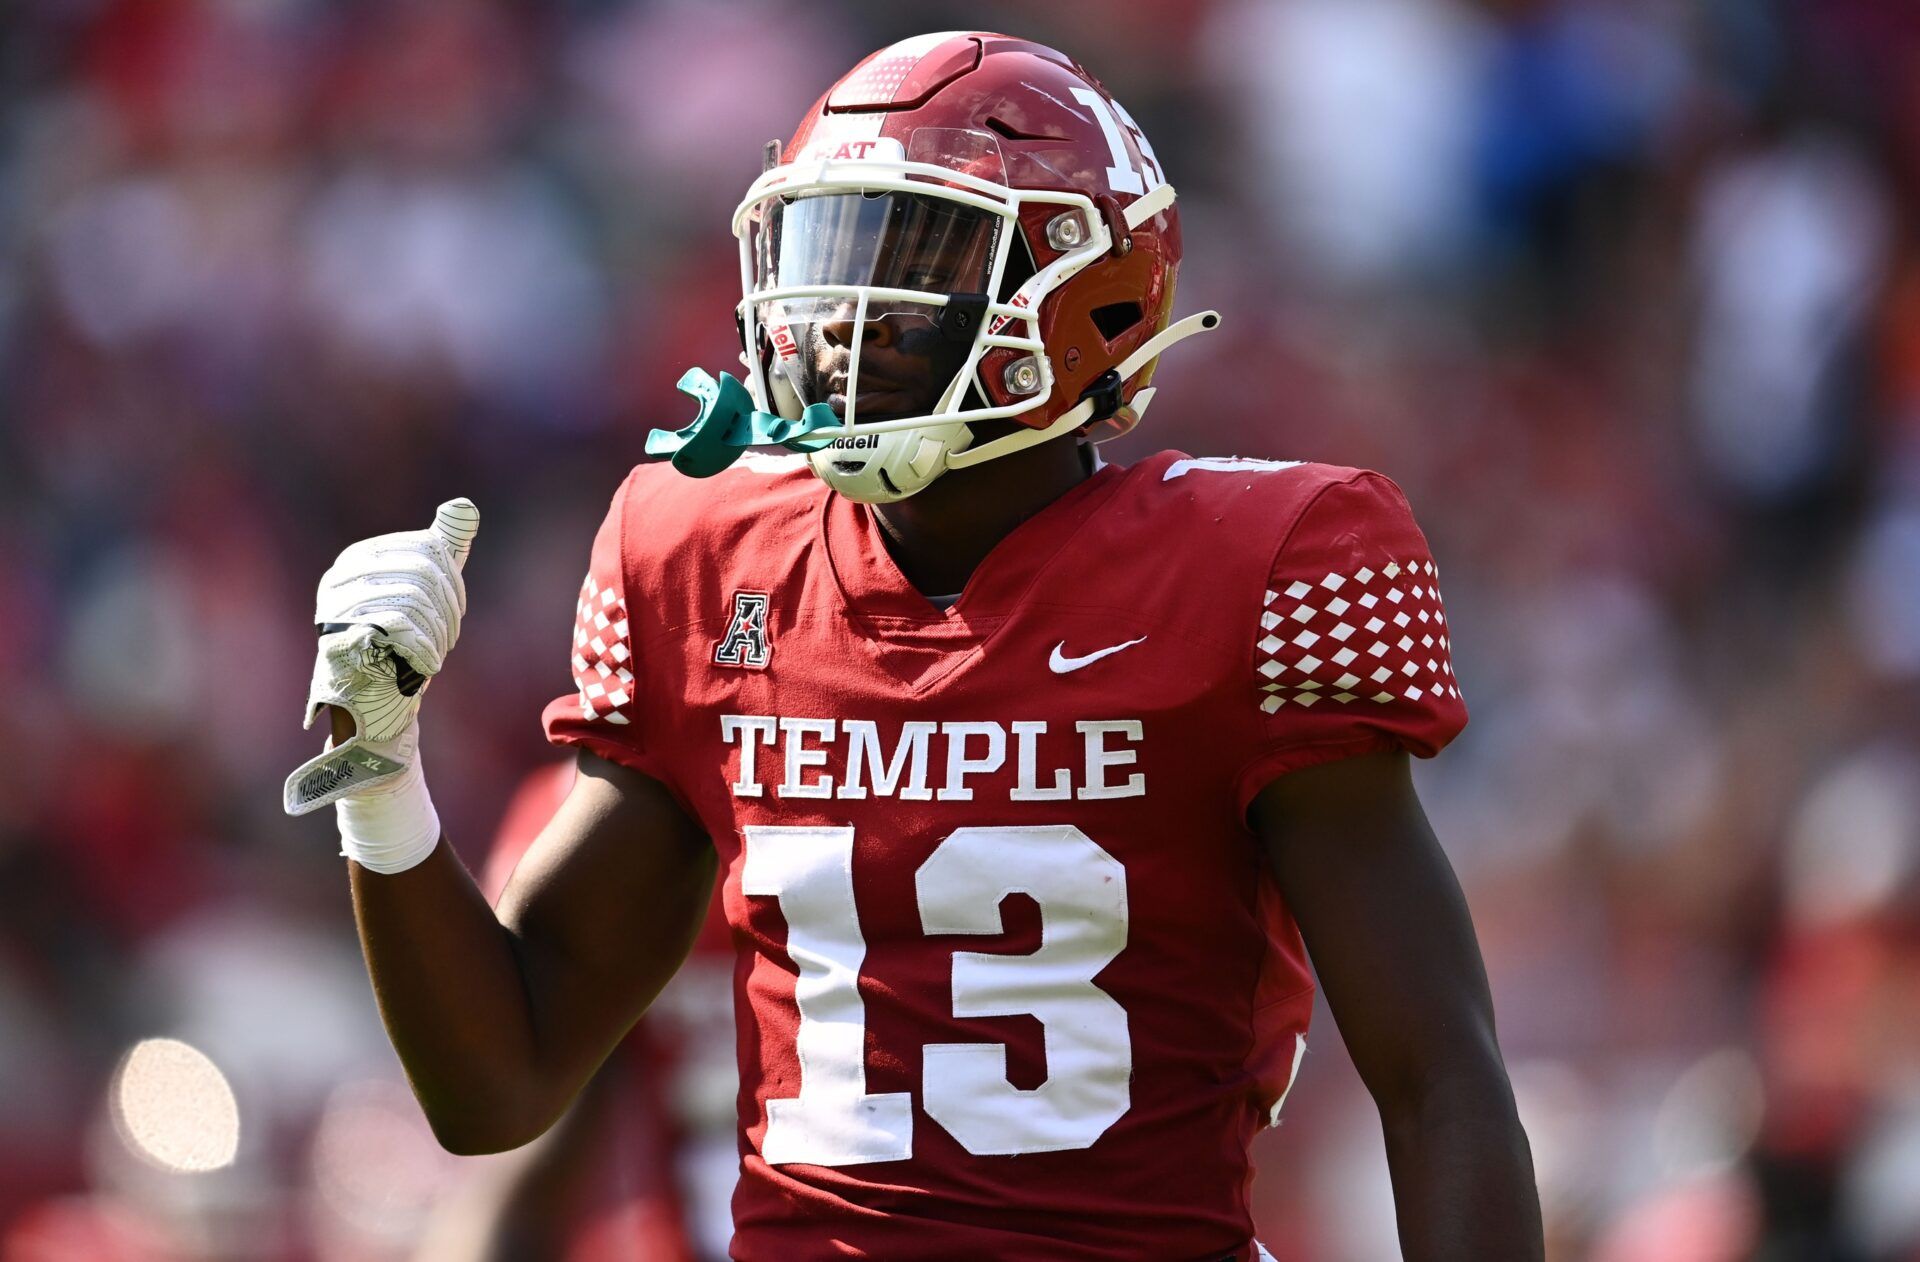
xmin=4 ymin=0 xmax=1920 ymax=1258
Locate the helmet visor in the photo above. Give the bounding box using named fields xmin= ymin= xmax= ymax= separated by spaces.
xmin=752 ymin=189 xmax=997 ymax=294
xmin=748 ymin=190 xmax=999 ymax=423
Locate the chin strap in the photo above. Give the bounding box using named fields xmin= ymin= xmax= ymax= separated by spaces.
xmin=944 ymin=309 xmax=1222 ymax=472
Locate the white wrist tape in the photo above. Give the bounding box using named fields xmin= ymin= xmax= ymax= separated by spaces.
xmin=334 ymin=740 xmax=441 ymax=874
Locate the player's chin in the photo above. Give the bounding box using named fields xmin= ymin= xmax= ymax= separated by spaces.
xmin=828 ymin=389 xmax=920 ymax=421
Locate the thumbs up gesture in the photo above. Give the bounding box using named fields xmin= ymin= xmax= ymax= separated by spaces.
xmin=285 ymin=500 xmax=480 ymax=815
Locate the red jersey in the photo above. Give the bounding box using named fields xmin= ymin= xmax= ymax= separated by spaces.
xmin=542 ymin=450 xmax=1465 ymax=1261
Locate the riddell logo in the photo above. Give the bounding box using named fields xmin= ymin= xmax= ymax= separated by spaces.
xmin=829 ymin=435 xmax=878 ymax=450
xmin=989 ymin=289 xmax=1034 ymax=336
xmin=769 ymin=323 xmax=799 ymax=362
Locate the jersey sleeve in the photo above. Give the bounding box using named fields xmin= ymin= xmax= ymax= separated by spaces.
xmin=540 ymin=471 xmax=678 ymax=788
xmin=1234 ymin=471 xmax=1467 ymax=813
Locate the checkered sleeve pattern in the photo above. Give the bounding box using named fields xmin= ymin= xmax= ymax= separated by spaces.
xmin=1237 ymin=472 xmax=1467 ymax=807
xmin=569 ymin=571 xmax=633 ymax=725
xmin=1257 ymin=558 xmax=1459 ymax=712
xmin=543 ymin=475 xmax=669 ymax=780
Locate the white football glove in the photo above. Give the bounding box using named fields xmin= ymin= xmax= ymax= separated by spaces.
xmin=283 ymin=499 xmax=479 ymax=820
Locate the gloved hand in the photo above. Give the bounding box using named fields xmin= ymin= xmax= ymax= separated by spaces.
xmin=283 ymin=499 xmax=479 ymax=872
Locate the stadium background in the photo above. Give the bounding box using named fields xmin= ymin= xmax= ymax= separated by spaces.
xmin=5 ymin=0 xmax=1920 ymax=1258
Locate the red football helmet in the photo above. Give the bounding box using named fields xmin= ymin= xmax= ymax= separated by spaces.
xmin=733 ymin=31 xmax=1218 ymax=502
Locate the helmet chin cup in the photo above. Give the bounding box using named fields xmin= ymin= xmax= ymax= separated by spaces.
xmin=808 ymin=420 xmax=974 ymax=503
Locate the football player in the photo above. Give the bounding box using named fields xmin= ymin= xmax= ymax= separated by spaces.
xmin=289 ymin=33 xmax=1543 ymax=1261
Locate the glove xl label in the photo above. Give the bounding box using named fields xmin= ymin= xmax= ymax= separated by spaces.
xmin=286 ymin=744 xmax=406 ymax=814
xmin=283 ymin=499 xmax=479 ymax=817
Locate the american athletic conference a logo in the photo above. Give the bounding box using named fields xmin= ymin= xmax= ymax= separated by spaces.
xmin=713 ymin=591 xmax=772 ymax=669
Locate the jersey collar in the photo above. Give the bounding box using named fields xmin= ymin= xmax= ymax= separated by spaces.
xmin=819 ymin=460 xmax=1128 ymax=627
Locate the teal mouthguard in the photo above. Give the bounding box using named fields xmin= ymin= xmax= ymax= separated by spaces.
xmin=645 ymin=368 xmax=841 ymax=478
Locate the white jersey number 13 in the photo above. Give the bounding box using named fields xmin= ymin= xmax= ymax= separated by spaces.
xmin=740 ymin=823 xmax=1131 ymax=1165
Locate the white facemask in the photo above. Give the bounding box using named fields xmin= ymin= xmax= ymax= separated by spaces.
xmin=806 ymin=419 xmax=975 ymax=503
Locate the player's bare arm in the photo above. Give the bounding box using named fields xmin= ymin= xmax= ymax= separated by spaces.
xmin=348 ymin=749 xmax=712 ymax=1155
xmin=1254 ymin=751 xmax=1544 ymax=1260
xmin=456 ymin=1063 xmax=633 ymax=1261
xmin=282 ymin=499 xmax=714 ymax=1155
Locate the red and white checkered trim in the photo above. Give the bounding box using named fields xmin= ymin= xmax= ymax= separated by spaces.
xmin=571 ymin=573 xmax=633 ymax=725
xmin=1257 ymin=559 xmax=1458 ymax=712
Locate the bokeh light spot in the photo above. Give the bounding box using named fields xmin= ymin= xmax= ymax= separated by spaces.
xmin=110 ymin=1038 xmax=240 ymax=1173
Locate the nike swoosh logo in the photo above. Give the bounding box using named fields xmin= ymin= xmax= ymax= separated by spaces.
xmin=1049 ymin=636 xmax=1147 ymax=674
